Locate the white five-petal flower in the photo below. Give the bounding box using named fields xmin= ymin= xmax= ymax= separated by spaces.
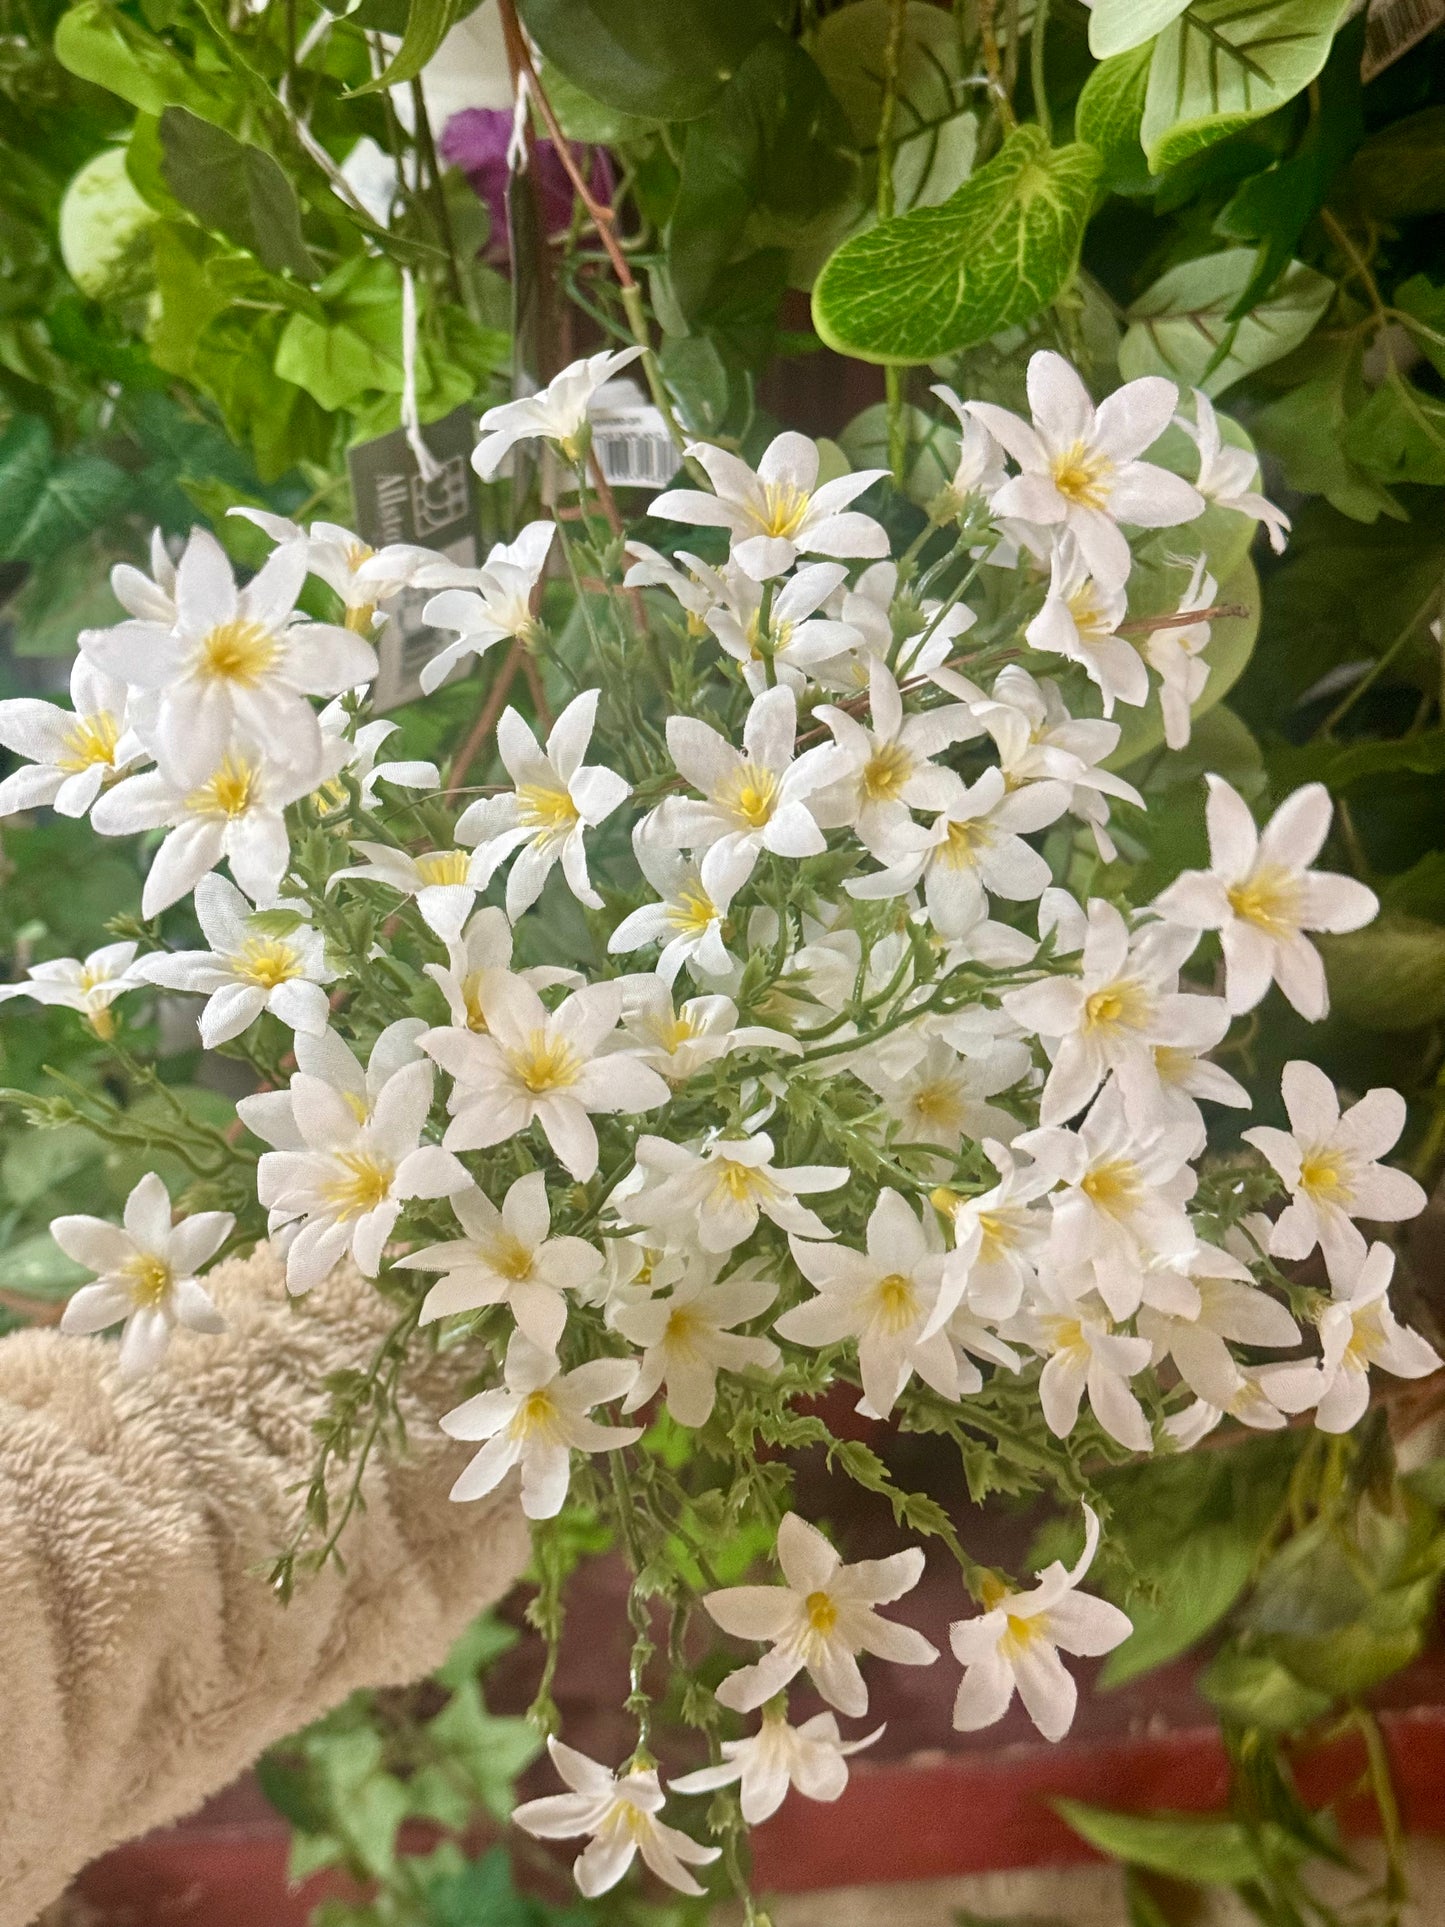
xmin=627 ymin=1130 xmax=847 ymax=1254
xmin=614 ymin=1258 xmax=780 ymax=1426
xmin=0 ymin=939 xmax=142 ymax=1039
xmin=512 ymin=1738 xmax=720 ymax=1898
xmin=0 ymin=655 xmax=145 ymax=819
xmin=473 ymin=346 xmax=645 ymax=480
xmin=672 ymin=1709 xmax=881 ymax=1824
xmin=1263 ymin=1242 xmax=1440 ymax=1434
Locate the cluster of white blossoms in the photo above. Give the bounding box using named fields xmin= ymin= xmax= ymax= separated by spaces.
xmin=0 ymin=344 xmax=1436 ymax=1904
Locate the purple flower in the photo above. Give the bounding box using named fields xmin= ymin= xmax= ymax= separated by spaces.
xmin=440 ymin=108 xmax=614 ymax=267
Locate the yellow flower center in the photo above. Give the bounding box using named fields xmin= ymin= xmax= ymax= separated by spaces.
xmin=804 ymin=1589 xmax=838 ymax=1635
xmin=123 ymin=1252 xmax=173 ymax=1307
xmin=490 ymin=1234 xmax=536 ymax=1283
xmin=517 ymin=783 xmax=580 ymax=841
xmin=231 ymin=936 xmax=302 ymax=989
xmin=718 ymin=762 xmax=780 ymax=830
xmin=344 ymin=602 xmax=378 ymax=634
xmin=415 ymin=849 xmax=472 ymax=886
xmin=861 ymin=741 xmax=913 ymax=804
xmin=512 ymin=1388 xmax=563 ymax=1440
xmin=509 ymin=1029 xmax=582 ymax=1095
xmin=911 ymin=1080 xmax=966 ymax=1134
xmin=713 ymin=1156 xmax=780 ymax=1207
xmin=311 ymin=773 xmax=350 ymax=814
xmin=1226 ymin=866 xmax=1302 ymax=939
xmin=1299 ymin=1148 xmax=1351 ymax=1205
xmin=653 ymin=1013 xmax=702 ymax=1054
xmin=1043 ymin=1313 xmax=1087 ymax=1355
xmin=756 ymin=481 xmax=811 ymax=541
xmin=1082 ymin=977 xmax=1151 ymax=1034
xmin=975 ymin=1209 xmax=1014 ymax=1260
xmin=59 ymin=711 xmax=121 ymax=772
xmin=1344 ymin=1307 xmax=1386 ymax=1370
xmin=1050 ymin=440 xmax=1111 ymax=510
xmin=1080 ymin=1157 xmax=1142 ymax=1215
xmin=1001 ymin=1610 xmax=1046 ymax=1658
xmin=939 ymin=817 xmax=989 ymax=868
xmin=872 ymin=1272 xmax=919 ymax=1333
xmin=197 ymin=617 xmax=281 ymax=686
xmin=187 ymin=753 xmax=259 ymax=819
xmin=460 ymin=972 xmax=488 ymax=1033
xmin=323 ymin=1150 xmax=395 ymax=1220
xmin=668 ymin=880 xmax=720 ymax=938
xmin=663 ymin=1304 xmax=704 ymax=1354
xmin=1153 ymin=1044 xmax=1193 ymax=1085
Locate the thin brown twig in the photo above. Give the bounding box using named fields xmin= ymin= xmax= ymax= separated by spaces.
xmin=1116 ymin=601 xmax=1248 ymax=636
xmin=445 ymin=639 xmax=527 ymax=799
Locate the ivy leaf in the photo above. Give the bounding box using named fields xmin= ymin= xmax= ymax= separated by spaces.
xmin=1141 ymin=0 xmax=1351 ymax=176
xmin=517 ymin=0 xmax=780 ymax=120
xmin=53 ymin=0 xmax=233 ymax=122
xmin=1341 ymin=378 xmax=1445 ymax=487
xmin=1075 ymin=45 xmax=1153 ymax=193
xmin=1200 ymin=1649 xmax=1333 ymax=1731
xmin=812 ymin=125 xmax=1101 ymax=365
xmin=158 ymin=109 xmax=317 ymax=281
xmin=1119 ymin=248 xmax=1333 ymax=395
xmin=0 ymin=415 xmax=132 ymax=567
xmin=348 ymin=0 xmax=474 ymax=95
xmin=274 ymin=256 xmax=405 ymax=410
xmin=1089 ymin=0 xmax=1191 ymax=57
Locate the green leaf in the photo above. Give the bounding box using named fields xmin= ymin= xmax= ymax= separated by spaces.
xmin=0 ymin=416 xmax=133 ymax=567
xmin=348 ymin=0 xmax=470 ymax=94
xmin=812 ymin=125 xmax=1101 ymax=365
xmin=1200 ymin=1649 xmax=1333 ymax=1731
xmin=1394 ymin=275 xmax=1445 ymax=380
xmin=813 ymin=0 xmax=977 ymax=215
xmin=1319 ymin=917 xmax=1445 ymax=1032
xmin=517 ymin=0 xmax=780 ymax=120
xmin=53 ymin=0 xmax=233 ymax=121
xmin=838 ymin=401 xmax=958 ymax=507
xmin=1054 ymin=1803 xmax=1284 ymax=1884
xmin=1141 ymin=0 xmax=1349 ymax=176
xmin=157 ymin=109 xmax=317 ymax=280
xmin=1350 ymin=105 xmax=1445 ymax=217
xmin=1119 ymin=249 xmax=1333 ymax=395
xmin=1341 ymin=378 xmax=1445 ymax=487
xmin=668 ymin=35 xmax=856 ymax=323
xmin=1075 ymin=46 xmax=1153 ymax=193
xmin=58 ymin=146 xmax=159 ymax=299
xmin=275 ymin=255 xmax=405 ymax=410
xmin=0 ymin=1230 xmax=93 ymax=1300
xmin=1250 ymin=338 xmax=1402 ymax=522
xmin=3 ymin=1120 xmax=99 ymax=1207
xmin=1090 ymin=0 xmax=1191 ymax=57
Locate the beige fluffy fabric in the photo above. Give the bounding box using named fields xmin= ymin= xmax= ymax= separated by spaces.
xmin=0 ymin=1245 xmax=530 ymax=1927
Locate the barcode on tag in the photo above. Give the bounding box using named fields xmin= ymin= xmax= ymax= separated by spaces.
xmin=1363 ymin=0 xmax=1445 ymax=76
xmin=589 ymin=378 xmax=681 ymax=492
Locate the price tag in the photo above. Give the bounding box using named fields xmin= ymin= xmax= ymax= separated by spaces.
xmin=347 ymin=405 xmax=480 ymax=710
xmin=590 ymin=377 xmax=682 ymax=491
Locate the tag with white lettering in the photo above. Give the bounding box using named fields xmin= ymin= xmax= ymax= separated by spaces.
xmin=347 ymin=406 xmax=480 ymax=710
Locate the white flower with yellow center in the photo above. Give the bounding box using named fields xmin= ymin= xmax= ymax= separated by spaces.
xmin=607 ymin=834 xmax=753 ymax=986
xmin=472 ymin=345 xmax=645 ymax=480
xmin=512 ymin=1737 xmax=720 ymax=1899
xmin=703 ymin=560 xmax=864 ymax=694
xmin=702 ymin=1510 xmax=937 ymax=1717
xmin=236 ymin=1018 xmax=426 ymax=1150
xmin=1009 ymin=1277 xmax=1154 ymax=1451
xmin=81 ymin=526 xmax=378 ymax=787
xmin=398 ymin=1171 xmax=603 ymax=1353
xmin=1145 ymin=554 xmax=1218 ymax=751
xmin=1263 ymin=1242 xmax=1441 ymax=1434
xmin=856 ymin=1035 xmax=1024 ymax=1158
xmin=614 ymin=1258 xmax=780 ymax=1427
xmin=330 ymin=839 xmax=494 ymax=943
xmin=969 ymin=351 xmax=1203 ymax=589
xmin=1138 ymin=1241 xmax=1300 ymax=1408
xmin=648 ymin=684 xmax=838 ymax=881
xmin=256 ymin=1053 xmax=469 ymax=1293
xmin=613 ymin=975 xmax=798 ymax=1084
xmin=652 ymin=430 xmax=888 ymax=581
xmin=134 ymin=873 xmax=334 ymax=1048
xmin=230 ymin=507 xmax=439 ymax=631
xmin=672 ymin=1708 xmax=882 ymax=1825
xmin=54 ymin=1172 xmax=232 ymax=1380
xmin=1003 ymin=898 xmax=1222 ymax=1129
xmin=623 ymin=540 xmax=730 ymax=635
xmin=940 ymin=1140 xmax=1056 ymax=1322
xmin=424 ymin=904 xmax=581 ymax=1036
xmin=627 ymin=1130 xmax=848 ymax=1255
xmin=91 ymin=733 xmax=333 ymax=917
xmin=848 ymin=764 xmax=1067 ymax=938
xmin=315 ymin=704 xmax=439 ymax=810
xmin=1243 ymin=1060 xmax=1427 ymax=1285
xmin=440 ymin=1331 xmax=642 ymax=1517
xmin=418 ymin=520 xmax=555 ymax=693
xmin=1017 ymin=1084 xmax=1198 ymax=1321
xmin=1153 ymin=775 xmax=1378 ymax=1019
xmin=949 ymin=1504 xmax=1132 ymax=1741
xmin=454 ymin=689 xmax=630 ymax=920
xmin=779 ymin=1188 xmax=960 ymax=1419
xmin=1180 ymin=388 xmax=1290 ymax=555
xmin=1025 ymin=533 xmax=1147 ymax=714
xmin=809 ymin=657 xmax=981 ymax=855
xmin=421 ymin=970 xmax=669 ymax=1181
xmin=0 ymin=940 xmax=142 ymax=1042
xmin=0 ymin=655 xmax=146 ymax=819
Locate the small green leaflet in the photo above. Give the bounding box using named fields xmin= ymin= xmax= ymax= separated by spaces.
xmin=1075 ymin=45 xmax=1153 ymax=190
xmin=158 ymin=110 xmax=317 ymax=281
xmin=1119 ymin=249 xmax=1334 ymax=395
xmin=1141 ymin=0 xmax=1351 ymax=174
xmin=811 ymin=126 xmax=1101 ymax=365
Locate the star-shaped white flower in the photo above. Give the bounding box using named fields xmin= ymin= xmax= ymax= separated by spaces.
xmin=230 ymin=508 xmax=438 ymax=631
xmin=1180 ymin=389 xmax=1290 ymax=554
xmin=473 ymin=346 xmax=644 ymax=480
xmin=652 ymin=431 xmax=887 ymax=580
xmin=1145 ymin=555 xmax=1217 ymax=751
xmin=0 ymin=940 xmax=142 ymax=1041
xmin=941 ymin=1140 xmax=1056 ymax=1322
xmin=810 ymin=657 xmax=981 ymax=856
xmin=440 ymin=1331 xmax=641 ymax=1516
xmin=397 ymin=1171 xmax=602 ymax=1352
xmin=672 ymin=1709 xmax=882 ymax=1825
xmin=423 ymin=904 xmax=581 ymax=1034
xmin=421 ymin=971 xmax=669 ymax=1180
xmin=418 ymin=520 xmax=554 ymax=693
xmin=54 ymin=1172 xmax=232 ymax=1379
xmin=1263 ymin=1242 xmax=1440 ymax=1434
xmin=0 ymin=654 xmax=146 ymax=820
xmin=1153 ymin=776 xmax=1378 ymax=1019
xmin=1137 ymin=1242 xmax=1299 ymax=1408
xmin=1025 ymin=534 xmax=1147 ymax=714
xmin=236 ymin=1018 xmax=425 ymax=1150
xmin=607 ymin=835 xmax=753 ymax=985
xmin=969 ymin=352 xmax=1204 ymax=589
xmin=513 ymin=1738 xmax=720 ymax=1898
xmin=627 ymin=1131 xmax=847 ymax=1254
xmin=316 ymin=705 xmax=439 ymax=809
xmin=703 ymin=1511 xmax=937 ymax=1716
xmin=1011 ymin=1275 xmax=1155 ymax=1451
xmin=614 ymin=1258 xmax=779 ymax=1427
xmin=704 ymin=561 xmax=863 ymax=693
xmin=1243 ymin=1060 xmax=1426 ymax=1285
xmin=134 ymin=874 xmax=334 ymax=1047
xmin=949 ymin=1504 xmax=1132 ymax=1742
xmin=454 ymin=690 xmax=631 ymax=919
xmin=330 ymin=840 xmax=494 ymax=943
xmin=613 ymin=976 xmax=797 ymax=1083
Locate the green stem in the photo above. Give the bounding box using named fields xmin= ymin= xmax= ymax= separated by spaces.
xmin=1030 ymin=0 xmax=1052 ymax=142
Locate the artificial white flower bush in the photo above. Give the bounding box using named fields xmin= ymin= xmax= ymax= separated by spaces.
xmin=0 ymin=345 xmax=1438 ymax=1917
